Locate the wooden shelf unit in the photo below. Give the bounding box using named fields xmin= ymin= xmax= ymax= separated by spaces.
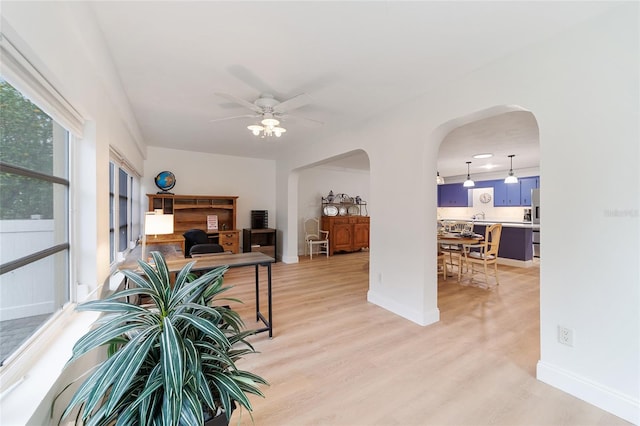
xmin=243 ymin=228 xmax=277 ymax=260
xmin=147 ymin=194 xmax=239 ymax=253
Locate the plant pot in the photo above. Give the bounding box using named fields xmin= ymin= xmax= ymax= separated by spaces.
xmin=204 ymin=412 xmax=230 ymax=426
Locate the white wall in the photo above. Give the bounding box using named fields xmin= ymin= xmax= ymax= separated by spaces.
xmin=297 ymin=165 xmax=370 ymax=254
xmin=276 ymin=5 xmax=639 ymax=423
xmin=1 ymin=3 xmax=146 ymax=425
xmin=144 ymin=147 xmax=277 ymax=251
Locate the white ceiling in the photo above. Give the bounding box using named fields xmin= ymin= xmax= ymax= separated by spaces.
xmin=438 ymin=110 xmax=540 ymax=179
xmin=89 ymin=1 xmax=615 ymax=174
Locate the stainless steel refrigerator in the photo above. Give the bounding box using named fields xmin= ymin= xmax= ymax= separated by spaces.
xmin=532 ymin=189 xmax=540 ymax=258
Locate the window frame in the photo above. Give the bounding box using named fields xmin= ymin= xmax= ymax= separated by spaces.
xmin=109 ymin=154 xmax=141 ymax=267
xmin=0 ymin=32 xmax=82 ymax=386
xmin=0 ymin=81 xmax=74 ymax=370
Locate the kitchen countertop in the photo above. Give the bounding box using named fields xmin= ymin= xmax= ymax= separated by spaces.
xmin=441 ymin=219 xmax=540 ymax=229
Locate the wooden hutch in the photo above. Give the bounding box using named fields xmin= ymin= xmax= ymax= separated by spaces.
xmin=147 ymin=194 xmax=239 ymax=254
xmin=320 ymin=192 xmax=369 ymax=256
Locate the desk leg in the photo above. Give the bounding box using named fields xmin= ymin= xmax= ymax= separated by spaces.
xmin=253 ymin=263 xmax=273 ymax=338
xmin=267 ymin=263 xmax=272 ymax=338
xmin=254 ymin=264 xmax=260 ymax=322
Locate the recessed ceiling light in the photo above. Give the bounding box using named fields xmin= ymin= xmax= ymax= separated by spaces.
xmin=479 ymin=164 xmax=498 ymax=170
xmin=473 ymin=153 xmax=493 ymax=159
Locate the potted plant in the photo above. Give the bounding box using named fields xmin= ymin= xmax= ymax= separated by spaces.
xmin=59 ymin=251 xmax=267 ymax=425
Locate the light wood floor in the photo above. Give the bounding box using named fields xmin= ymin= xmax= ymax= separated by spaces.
xmin=221 ymin=252 xmax=628 ymax=426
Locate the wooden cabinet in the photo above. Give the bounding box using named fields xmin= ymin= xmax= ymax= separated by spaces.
xmin=321 ymin=216 xmax=370 ymax=256
xmin=147 ymin=194 xmax=239 ymax=253
xmin=219 ymin=230 xmax=240 ymax=254
xmin=243 ymin=228 xmax=277 ymax=260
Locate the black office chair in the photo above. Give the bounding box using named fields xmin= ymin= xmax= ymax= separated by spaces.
xmin=183 ymin=229 xmax=224 ymax=258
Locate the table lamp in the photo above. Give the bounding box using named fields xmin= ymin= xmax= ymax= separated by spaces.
xmin=142 ymin=210 xmax=174 ymax=261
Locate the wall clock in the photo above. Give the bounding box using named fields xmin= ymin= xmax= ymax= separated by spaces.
xmin=479 ymin=192 xmax=492 ymax=204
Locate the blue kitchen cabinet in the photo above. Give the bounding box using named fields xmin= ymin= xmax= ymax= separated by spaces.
xmin=474 ymin=179 xmax=494 ymax=189
xmin=493 ymin=180 xmax=520 ymax=206
xmin=519 ymin=176 xmax=539 ymax=206
xmin=473 ymin=224 xmax=533 ymax=261
xmin=494 ymin=176 xmax=538 ymax=206
xmin=438 ymin=183 xmax=469 ymax=207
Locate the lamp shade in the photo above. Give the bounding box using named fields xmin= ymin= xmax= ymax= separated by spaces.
xmin=145 ymin=212 xmax=174 ymax=235
xmin=504 ymin=173 xmax=518 ymax=184
xmin=463 ymin=161 xmax=475 ymax=187
xmin=504 ymin=154 xmax=518 ymax=184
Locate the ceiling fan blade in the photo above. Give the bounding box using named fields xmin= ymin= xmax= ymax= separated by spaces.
xmin=273 ymin=93 xmax=313 ymax=113
xmin=209 ymin=114 xmax=259 ymax=123
xmin=215 ymin=93 xmax=263 ymax=113
xmin=281 ymin=113 xmax=324 ymax=126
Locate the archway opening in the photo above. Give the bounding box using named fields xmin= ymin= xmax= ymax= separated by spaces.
xmin=431 ymin=105 xmax=541 ymax=374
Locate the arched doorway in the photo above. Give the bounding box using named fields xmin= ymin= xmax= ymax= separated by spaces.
xmin=430 ymin=105 xmax=541 ymax=371
xmin=295 ymin=149 xmax=371 ymax=257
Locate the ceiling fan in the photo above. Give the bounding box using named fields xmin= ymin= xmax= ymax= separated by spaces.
xmin=211 ymin=93 xmax=323 ymax=137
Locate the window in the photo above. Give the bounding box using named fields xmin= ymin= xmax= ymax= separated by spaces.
xmin=0 ymin=79 xmax=71 ymax=365
xmin=109 ymin=158 xmax=141 ymax=265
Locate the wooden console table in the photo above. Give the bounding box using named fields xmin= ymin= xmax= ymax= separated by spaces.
xmin=120 ymin=246 xmax=275 ymax=337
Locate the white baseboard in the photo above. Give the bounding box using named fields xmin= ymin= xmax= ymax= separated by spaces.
xmin=537 ymin=360 xmax=639 ymax=424
xmin=367 ymin=290 xmax=440 ymax=326
xmin=280 ymin=254 xmax=299 ymax=264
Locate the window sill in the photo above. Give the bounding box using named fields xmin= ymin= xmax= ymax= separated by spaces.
xmin=0 ymin=305 xmax=100 ymax=425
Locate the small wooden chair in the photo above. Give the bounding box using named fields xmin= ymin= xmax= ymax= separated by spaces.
xmin=304 ymin=217 xmax=329 ymax=259
xmin=459 ymin=223 xmax=502 ymax=287
xmin=437 ymin=252 xmax=447 ymax=281
xmin=440 ymin=221 xmax=473 ymax=274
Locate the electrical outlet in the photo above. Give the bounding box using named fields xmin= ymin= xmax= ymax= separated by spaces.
xmin=557 ymin=325 xmax=573 ymax=347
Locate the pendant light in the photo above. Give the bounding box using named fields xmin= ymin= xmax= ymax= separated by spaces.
xmin=463 ymin=161 xmax=475 ymax=187
xmin=436 ymin=171 xmax=445 ymax=185
xmin=504 ymin=154 xmax=518 ymax=184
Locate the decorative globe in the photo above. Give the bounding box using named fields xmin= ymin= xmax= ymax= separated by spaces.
xmin=154 ymin=171 xmax=176 ymax=193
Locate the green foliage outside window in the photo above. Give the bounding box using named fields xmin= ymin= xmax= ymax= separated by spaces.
xmin=0 ymin=79 xmax=54 ymax=219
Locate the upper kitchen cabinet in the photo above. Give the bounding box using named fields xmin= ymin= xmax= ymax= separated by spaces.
xmin=437 ymin=177 xmax=539 ymax=207
xmin=493 ymin=180 xmax=520 ymax=206
xmin=519 ymin=176 xmax=539 ymax=206
xmin=438 ymin=183 xmax=470 ymax=207
xmin=494 ymin=176 xmax=539 ymax=206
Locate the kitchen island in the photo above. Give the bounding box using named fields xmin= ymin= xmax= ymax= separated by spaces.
xmin=441 ymin=219 xmax=539 ymax=267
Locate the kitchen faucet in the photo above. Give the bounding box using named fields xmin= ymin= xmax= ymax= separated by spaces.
xmin=472 ymin=211 xmax=485 ymax=220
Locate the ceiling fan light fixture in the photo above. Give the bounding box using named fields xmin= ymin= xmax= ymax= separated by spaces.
xmin=247 ymin=124 xmax=263 ymax=136
xmin=261 ymin=117 xmax=280 ymax=127
xmin=273 ymin=127 xmax=286 ymax=137
xmin=504 ymin=154 xmax=519 ymax=184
